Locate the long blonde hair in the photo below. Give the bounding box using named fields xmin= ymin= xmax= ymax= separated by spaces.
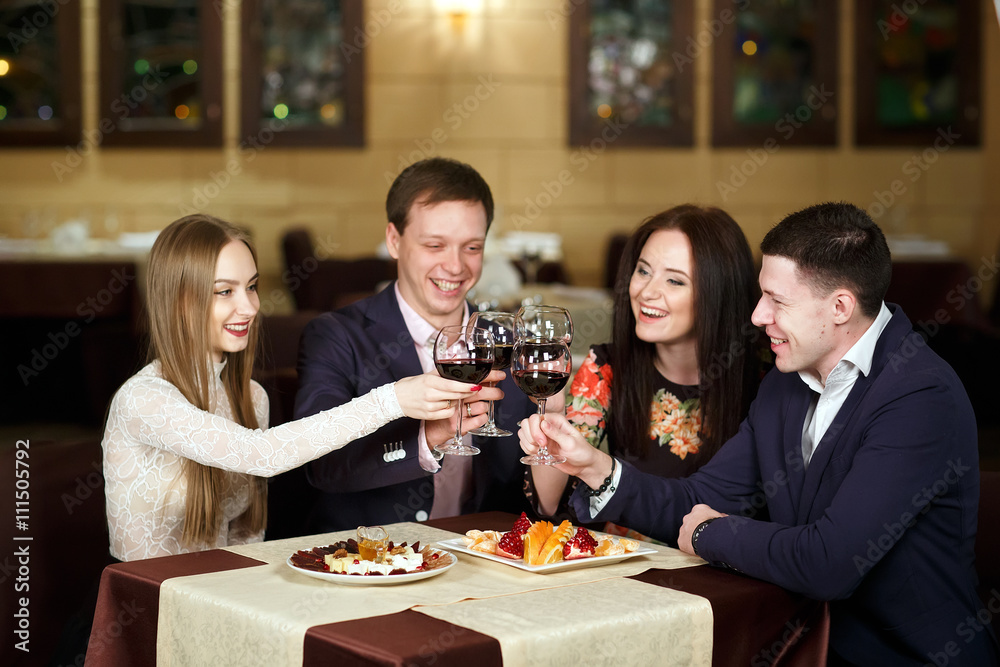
xmin=146 ymin=214 xmax=267 ymax=547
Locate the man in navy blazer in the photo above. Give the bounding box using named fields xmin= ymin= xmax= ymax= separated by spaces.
xmin=519 ymin=203 xmax=998 ymax=666
xmin=295 ymin=158 xmax=535 ymax=530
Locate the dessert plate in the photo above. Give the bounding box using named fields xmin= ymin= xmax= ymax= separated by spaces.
xmin=285 ymin=548 xmax=456 ymax=586
xmin=436 ymin=537 xmax=655 ymax=574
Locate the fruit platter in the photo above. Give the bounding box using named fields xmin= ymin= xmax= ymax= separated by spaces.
xmin=437 ymin=513 xmax=655 ymax=573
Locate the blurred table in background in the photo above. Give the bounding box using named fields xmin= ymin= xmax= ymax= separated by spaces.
xmin=499 ymin=284 xmax=614 ymax=370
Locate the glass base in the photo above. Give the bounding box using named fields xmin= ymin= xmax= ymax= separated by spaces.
xmin=434 ymin=440 xmax=481 ymax=456
xmin=469 ymin=422 xmax=512 ymax=437
xmin=520 ymin=451 xmax=566 ymax=466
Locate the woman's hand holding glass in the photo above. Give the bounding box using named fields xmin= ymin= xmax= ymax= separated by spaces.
xmin=518 ymin=412 xmax=613 ymax=486
xmin=432 ymin=325 xmax=494 ymax=456
xmin=512 ymin=338 xmax=572 ymax=465
xmin=393 ymin=372 xmax=495 ymax=421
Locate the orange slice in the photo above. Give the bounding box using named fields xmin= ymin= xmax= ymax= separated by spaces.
xmin=537 ymin=520 xmax=574 ymax=564
xmin=523 ymin=520 xmax=553 ymax=565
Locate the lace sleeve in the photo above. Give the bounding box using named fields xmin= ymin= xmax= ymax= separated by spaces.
xmin=109 ymin=375 xmax=403 ymax=477
xmin=251 ymin=380 xmax=269 ymax=430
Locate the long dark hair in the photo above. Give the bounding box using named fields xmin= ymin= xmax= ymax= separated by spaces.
xmin=608 ymin=205 xmax=760 ymax=461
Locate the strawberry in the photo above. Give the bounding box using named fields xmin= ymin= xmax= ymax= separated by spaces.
xmin=563 ymin=527 xmax=598 ymax=560
xmin=496 ymin=531 xmax=524 ymax=559
xmin=510 ymin=512 xmax=532 ymax=536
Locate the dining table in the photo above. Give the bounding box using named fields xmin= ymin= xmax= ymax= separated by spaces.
xmin=85 ymin=511 xmax=829 ymax=666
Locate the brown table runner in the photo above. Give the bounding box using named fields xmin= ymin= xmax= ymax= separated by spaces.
xmin=85 ymin=550 xmax=264 ymax=667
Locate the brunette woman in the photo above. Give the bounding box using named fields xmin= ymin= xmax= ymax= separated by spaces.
xmin=526 ymin=205 xmax=766 ymax=539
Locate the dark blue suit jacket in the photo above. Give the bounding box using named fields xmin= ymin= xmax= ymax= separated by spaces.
xmin=295 ymin=284 xmax=534 ymax=530
xmin=573 ymin=305 xmax=998 ymax=666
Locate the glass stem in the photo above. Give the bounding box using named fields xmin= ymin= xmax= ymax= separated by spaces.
xmin=536 ymin=398 xmax=547 ymax=456
xmin=455 ymin=405 xmax=464 ymax=444
xmin=486 ymin=388 xmax=497 ymax=426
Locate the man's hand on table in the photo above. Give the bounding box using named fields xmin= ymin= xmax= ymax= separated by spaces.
xmin=678 ymin=504 xmax=728 ymax=557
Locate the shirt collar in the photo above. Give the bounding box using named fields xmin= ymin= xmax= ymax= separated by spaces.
xmin=798 ymin=302 xmax=892 ymax=392
xmin=394 ymin=283 xmax=470 ymax=349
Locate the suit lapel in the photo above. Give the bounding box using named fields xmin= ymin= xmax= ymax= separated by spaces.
xmin=361 ymin=284 xmax=423 ymax=381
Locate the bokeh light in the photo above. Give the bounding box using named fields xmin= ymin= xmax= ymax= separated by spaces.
xmin=742 ymin=40 xmax=758 ymax=56
xmin=0 ymin=106 xmax=7 ymax=120
xmin=174 ymin=104 xmax=190 ymax=120
xmin=134 ymin=59 xmax=150 ymax=75
xmin=0 ymin=59 xmax=9 ymax=76
xmin=182 ymin=60 xmax=198 ymax=75
xmin=38 ymin=106 xmax=53 ymax=120
xmin=597 ymin=104 xmax=612 ymax=119
xmin=273 ymin=103 xmax=289 ymax=119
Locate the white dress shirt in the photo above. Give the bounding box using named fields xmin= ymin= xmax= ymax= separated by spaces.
xmin=797 ymin=302 xmax=892 ymax=467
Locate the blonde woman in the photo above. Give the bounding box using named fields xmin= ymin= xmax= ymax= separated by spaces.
xmin=102 ymin=215 xmax=497 ymax=561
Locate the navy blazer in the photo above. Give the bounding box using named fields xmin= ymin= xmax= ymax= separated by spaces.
xmin=574 ymin=305 xmax=998 ymax=665
xmin=295 ymin=284 xmax=534 ymax=530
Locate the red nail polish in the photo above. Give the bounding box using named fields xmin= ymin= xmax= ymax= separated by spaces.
xmin=471 ymin=385 xmax=482 ymax=391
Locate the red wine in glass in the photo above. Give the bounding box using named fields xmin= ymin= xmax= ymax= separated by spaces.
xmin=512 ymin=370 xmax=569 ymax=398
xmin=433 ymin=325 xmax=494 ymax=456
xmin=469 ymin=311 xmax=516 ymax=437
xmin=512 ymin=338 xmax=571 ymax=465
xmin=435 ymin=359 xmax=492 ymax=384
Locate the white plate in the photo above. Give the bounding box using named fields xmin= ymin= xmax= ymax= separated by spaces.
xmin=436 ymin=537 xmax=655 ymax=574
xmin=285 ymin=548 xmax=456 ymax=586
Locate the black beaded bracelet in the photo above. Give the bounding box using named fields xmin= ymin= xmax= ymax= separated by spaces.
xmin=691 ymin=517 xmax=719 ymax=557
xmin=586 ymin=457 xmax=617 ymax=497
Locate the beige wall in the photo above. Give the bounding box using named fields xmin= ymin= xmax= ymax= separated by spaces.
xmin=1 ymin=0 xmax=998 ymax=307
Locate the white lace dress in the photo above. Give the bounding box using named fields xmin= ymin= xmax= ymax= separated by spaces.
xmin=102 ymin=359 xmax=403 ymax=561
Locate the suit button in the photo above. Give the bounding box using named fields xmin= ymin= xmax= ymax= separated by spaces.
xmin=415 ymin=510 xmax=429 ymax=521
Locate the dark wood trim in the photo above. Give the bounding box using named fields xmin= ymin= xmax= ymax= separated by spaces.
xmin=854 ymin=0 xmax=980 ymax=147
xmin=711 ymin=0 xmax=838 ymax=147
xmin=99 ymin=0 xmax=223 ymax=148
xmin=240 ymin=0 xmax=365 ymax=148
xmin=0 ymin=0 xmax=82 ymax=147
xmin=568 ymin=1 xmax=694 ymax=148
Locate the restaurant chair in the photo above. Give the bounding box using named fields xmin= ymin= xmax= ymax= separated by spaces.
xmin=281 ymin=228 xmax=397 ymax=311
xmin=253 ymin=311 xmax=323 ymax=540
xmin=604 ymin=233 xmax=629 ymax=289
xmin=0 ymin=438 xmax=114 ymax=666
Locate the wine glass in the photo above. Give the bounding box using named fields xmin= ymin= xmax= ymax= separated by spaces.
xmin=433 ymin=325 xmax=494 ymax=456
xmin=512 ymin=338 xmax=572 ymax=465
xmin=515 ymin=304 xmax=574 ymax=345
xmin=468 ymin=311 xmax=515 ymax=437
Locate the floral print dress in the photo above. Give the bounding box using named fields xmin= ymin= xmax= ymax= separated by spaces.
xmin=525 ymin=344 xmax=707 ymax=542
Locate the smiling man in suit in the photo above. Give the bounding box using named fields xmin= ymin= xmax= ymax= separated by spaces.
xmin=519 ymin=202 xmax=998 ymax=666
xmin=295 ymin=157 xmax=534 ymax=530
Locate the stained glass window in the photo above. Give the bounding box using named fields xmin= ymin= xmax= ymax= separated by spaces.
xmin=0 ymin=0 xmax=80 ymax=146
xmin=712 ymin=0 xmax=837 ymax=146
xmin=241 ymin=0 xmax=364 ymax=146
xmin=855 ymin=0 xmax=979 ymax=146
xmin=99 ymin=0 xmax=222 ymax=146
xmin=570 ymin=0 xmax=693 ymax=147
